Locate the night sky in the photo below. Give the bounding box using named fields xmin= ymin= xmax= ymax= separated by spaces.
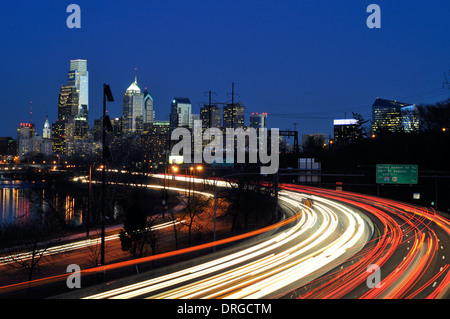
xmin=0 ymin=0 xmax=449 ymax=139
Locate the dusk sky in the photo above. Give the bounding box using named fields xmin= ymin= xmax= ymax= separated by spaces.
xmin=0 ymin=0 xmax=449 ymax=139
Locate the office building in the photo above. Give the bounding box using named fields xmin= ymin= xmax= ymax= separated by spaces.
xmin=68 ymin=59 xmax=89 ymax=119
xmin=141 ymin=120 xmax=171 ymax=168
xmin=57 ymin=85 xmax=79 ymax=121
xmin=0 ymin=137 xmax=16 ymax=157
xmin=17 ymin=123 xmax=36 ymax=160
xmin=223 ymin=102 xmax=245 ymax=129
xmin=200 ymin=104 xmax=221 ymax=130
xmin=333 ymin=119 xmax=358 ymax=145
xmin=52 ymin=118 xmax=74 ymax=155
xmin=249 ymin=113 xmax=267 ymax=130
xmin=371 ymin=98 xmax=418 ymax=133
xmin=122 ymin=74 xmax=144 ymax=135
xmin=170 ymin=97 xmax=192 ymax=131
xmin=143 ymin=88 xmax=155 ymax=124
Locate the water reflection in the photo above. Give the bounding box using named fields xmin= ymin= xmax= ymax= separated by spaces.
xmin=0 ymin=181 xmax=85 ymax=228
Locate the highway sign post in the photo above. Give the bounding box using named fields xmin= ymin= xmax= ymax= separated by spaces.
xmin=376 ymin=164 xmax=418 ymax=184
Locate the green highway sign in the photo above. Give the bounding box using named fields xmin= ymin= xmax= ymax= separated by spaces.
xmin=376 ymin=164 xmax=418 ymax=184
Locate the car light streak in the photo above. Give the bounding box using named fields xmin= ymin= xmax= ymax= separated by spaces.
xmin=1 ymin=175 xmax=449 ymax=299
xmin=83 ymin=190 xmax=371 ymax=299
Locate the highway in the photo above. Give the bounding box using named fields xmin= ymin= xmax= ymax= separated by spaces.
xmin=82 ymin=189 xmax=372 ymax=299
xmin=1 ymin=175 xmax=449 ymax=299
xmin=78 ymin=179 xmax=450 ymax=299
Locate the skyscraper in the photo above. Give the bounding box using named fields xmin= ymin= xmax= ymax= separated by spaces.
xmin=200 ymin=104 xmax=221 ymax=130
xmin=170 ymin=97 xmax=192 ymax=131
xmin=122 ymin=73 xmax=144 ymax=135
xmin=68 ymin=59 xmax=89 ymax=118
xmin=143 ymin=88 xmax=155 ymax=124
xmin=52 ymin=59 xmax=89 ymax=155
xmin=223 ymin=102 xmax=245 ymax=129
xmin=57 ymin=85 xmax=78 ymax=121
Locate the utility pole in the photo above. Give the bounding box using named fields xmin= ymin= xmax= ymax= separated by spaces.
xmin=443 ymin=70 xmax=450 ymax=96
xmin=231 ymin=82 xmax=234 ymax=127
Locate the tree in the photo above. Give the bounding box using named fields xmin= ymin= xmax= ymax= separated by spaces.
xmin=118 ymin=187 xmax=159 ymax=259
xmin=351 ymin=112 xmax=370 ymax=140
xmin=178 ymin=191 xmax=211 ymax=245
xmin=221 ymin=175 xmax=276 ymax=232
xmin=0 ymin=214 xmax=63 ymax=282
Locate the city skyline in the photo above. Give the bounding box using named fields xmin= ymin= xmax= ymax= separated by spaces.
xmin=0 ymin=1 xmax=449 ymax=139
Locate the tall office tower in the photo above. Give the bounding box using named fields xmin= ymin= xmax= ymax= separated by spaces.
xmin=68 ymin=59 xmax=89 ymax=118
xmin=52 ymin=118 xmax=74 ymax=155
xmin=200 ymin=104 xmax=221 ymax=130
xmin=43 ymin=115 xmax=51 ymax=139
xmin=57 ymin=85 xmax=79 ymax=120
xmin=371 ymin=98 xmax=418 ymax=133
xmin=333 ymin=119 xmax=358 ymax=145
xmin=17 ymin=123 xmax=36 ymax=160
xmin=222 ymin=102 xmax=245 ymax=129
xmin=143 ymin=88 xmax=155 ymax=124
xmin=170 ymin=97 xmax=192 ymax=131
xmin=249 ymin=112 xmax=267 ymax=130
xmin=122 ymin=73 xmax=144 ymax=135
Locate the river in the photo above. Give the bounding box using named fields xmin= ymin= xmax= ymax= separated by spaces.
xmin=0 ymin=180 xmax=86 ymax=229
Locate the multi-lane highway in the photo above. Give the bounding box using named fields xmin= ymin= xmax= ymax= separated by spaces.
xmin=1 ymin=176 xmax=449 ymax=299
xmin=77 ymin=181 xmax=450 ymax=299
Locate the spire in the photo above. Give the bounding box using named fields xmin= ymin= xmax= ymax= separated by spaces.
xmin=134 ymin=67 xmax=137 ymax=84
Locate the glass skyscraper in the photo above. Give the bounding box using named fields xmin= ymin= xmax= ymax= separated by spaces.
xmin=68 ymin=59 xmax=89 ymax=119
xmin=170 ymin=97 xmax=192 ymax=131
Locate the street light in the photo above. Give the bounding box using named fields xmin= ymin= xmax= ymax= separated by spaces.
xmin=101 ymin=84 xmax=114 ymax=266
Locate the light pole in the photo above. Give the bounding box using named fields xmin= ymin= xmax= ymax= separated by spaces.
xmin=101 ymin=84 xmax=114 ymax=266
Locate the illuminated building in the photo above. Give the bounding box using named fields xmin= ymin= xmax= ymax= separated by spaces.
xmin=43 ymin=116 xmax=51 ymax=139
xmin=122 ymin=73 xmax=144 ymax=135
xmin=141 ymin=121 xmax=171 ymax=168
xmin=223 ymin=102 xmax=245 ymax=129
xmin=371 ymin=98 xmax=418 ymax=133
xmin=17 ymin=123 xmax=36 ymax=160
xmin=249 ymin=113 xmax=267 ymax=130
xmin=0 ymin=137 xmax=16 ymax=156
xmin=52 ymin=118 xmax=74 ymax=155
xmin=200 ymin=104 xmax=221 ymax=130
xmin=170 ymin=97 xmax=192 ymax=131
xmin=333 ymin=119 xmax=358 ymax=145
xmin=57 ymin=85 xmax=78 ymax=121
xmin=68 ymin=59 xmax=89 ymax=119
xmin=143 ymin=88 xmax=155 ymax=124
